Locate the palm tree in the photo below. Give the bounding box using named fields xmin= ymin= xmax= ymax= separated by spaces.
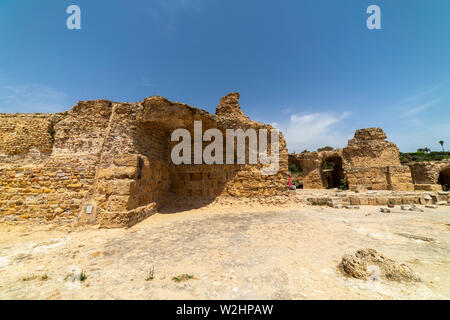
xmin=439 ymin=140 xmax=445 ymax=152
xmin=424 ymin=147 xmax=430 ymax=154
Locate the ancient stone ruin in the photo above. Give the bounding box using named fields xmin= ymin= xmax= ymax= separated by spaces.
xmin=1 ymin=94 xmax=448 ymax=228
xmin=289 ymin=128 xmax=415 ymax=191
xmin=0 ymin=93 xmax=287 ymax=227
xmin=408 ymin=159 xmax=450 ymax=191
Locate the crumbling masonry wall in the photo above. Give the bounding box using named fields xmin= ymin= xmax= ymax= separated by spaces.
xmin=289 ymin=128 xmax=414 ymax=191
xmin=0 ymin=107 xmax=104 ymax=224
xmin=0 ymin=93 xmax=287 ymax=227
xmin=408 ymin=160 xmax=450 ymax=191
xmin=288 ymin=150 xmax=344 ymax=189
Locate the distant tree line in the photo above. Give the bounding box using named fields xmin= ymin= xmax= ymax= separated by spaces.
xmin=400 ymin=140 xmax=450 ymax=163
xmin=400 ymin=140 xmax=449 ymax=163
xmin=400 ymin=151 xmax=450 ymax=164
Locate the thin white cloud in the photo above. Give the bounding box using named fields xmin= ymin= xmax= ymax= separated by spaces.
xmin=274 ymin=112 xmax=352 ymax=153
xmin=399 ymin=84 xmax=442 ymax=105
xmin=405 ymin=99 xmax=439 ymax=116
xmin=386 ymin=82 xmax=450 ymax=151
xmin=393 ymin=83 xmax=446 ymax=118
xmin=0 ymin=83 xmax=69 ymax=113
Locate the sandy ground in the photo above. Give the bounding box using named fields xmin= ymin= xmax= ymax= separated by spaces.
xmin=0 ymin=204 xmax=449 ymax=300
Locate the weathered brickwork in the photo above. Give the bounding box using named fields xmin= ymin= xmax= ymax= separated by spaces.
xmin=0 ymin=156 xmax=96 ymax=223
xmin=0 ymin=114 xmax=54 ymax=156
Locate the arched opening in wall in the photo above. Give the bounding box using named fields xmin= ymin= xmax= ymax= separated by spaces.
xmin=129 ymin=119 xmax=241 ymax=214
xmin=288 ymin=161 xmax=303 ymax=189
xmin=438 ymin=167 xmax=450 ymax=191
xmin=321 ymin=156 xmax=346 ymax=189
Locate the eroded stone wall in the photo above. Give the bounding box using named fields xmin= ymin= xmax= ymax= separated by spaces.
xmin=408 ymin=160 xmax=450 ymax=191
xmin=1 ymin=93 xmax=288 ymax=227
xmin=0 ymin=108 xmax=104 ymax=223
xmin=288 ymin=150 xmax=343 ymax=189
xmin=289 ymin=128 xmax=414 ymax=191
xmin=0 ymin=114 xmax=60 ymax=156
xmin=342 ymin=129 xmax=414 ymax=191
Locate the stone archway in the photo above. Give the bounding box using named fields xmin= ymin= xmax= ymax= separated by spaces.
xmin=321 ymin=156 xmax=345 ymax=189
xmin=438 ymin=167 xmax=450 ymax=191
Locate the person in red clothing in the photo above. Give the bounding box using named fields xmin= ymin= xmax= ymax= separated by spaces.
xmin=287 ymin=175 xmax=292 ymax=189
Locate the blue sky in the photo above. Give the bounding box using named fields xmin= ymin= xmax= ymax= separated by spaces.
xmin=0 ymin=0 xmax=449 ymax=152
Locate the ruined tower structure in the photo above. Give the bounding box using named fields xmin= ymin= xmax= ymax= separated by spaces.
xmin=289 ymin=128 xmax=415 ymax=191
xmin=0 ymin=93 xmax=287 ymax=227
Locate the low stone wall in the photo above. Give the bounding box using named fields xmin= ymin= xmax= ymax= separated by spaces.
xmin=346 ymin=166 xmax=414 ymax=191
xmin=303 ymin=190 xmax=450 ymax=207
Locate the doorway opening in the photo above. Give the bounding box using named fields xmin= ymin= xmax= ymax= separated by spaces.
xmin=321 ymin=156 xmax=346 ymax=189
xmin=438 ymin=167 xmax=450 ymax=191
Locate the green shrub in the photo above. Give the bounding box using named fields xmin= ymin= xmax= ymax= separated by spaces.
xmin=288 ymin=163 xmax=302 ymax=174
xmin=317 ymin=146 xmax=334 ymax=152
xmin=339 ymin=178 xmax=349 ymax=190
xmin=146 ymin=266 xmax=155 ymax=281
xmin=172 ymin=274 xmax=194 ymax=282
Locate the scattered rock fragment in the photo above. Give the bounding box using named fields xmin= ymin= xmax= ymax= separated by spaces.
xmin=380 ymin=208 xmax=390 ymax=213
xmin=425 ymin=204 xmax=438 ymax=209
xmin=400 ymin=204 xmax=424 ymax=212
xmin=410 ymin=205 xmax=424 ymax=212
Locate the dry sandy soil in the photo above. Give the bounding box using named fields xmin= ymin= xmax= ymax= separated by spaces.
xmin=0 ymin=203 xmax=449 ymax=300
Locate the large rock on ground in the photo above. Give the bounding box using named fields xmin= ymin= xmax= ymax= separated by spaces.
xmin=341 ymin=248 xmax=420 ymax=282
